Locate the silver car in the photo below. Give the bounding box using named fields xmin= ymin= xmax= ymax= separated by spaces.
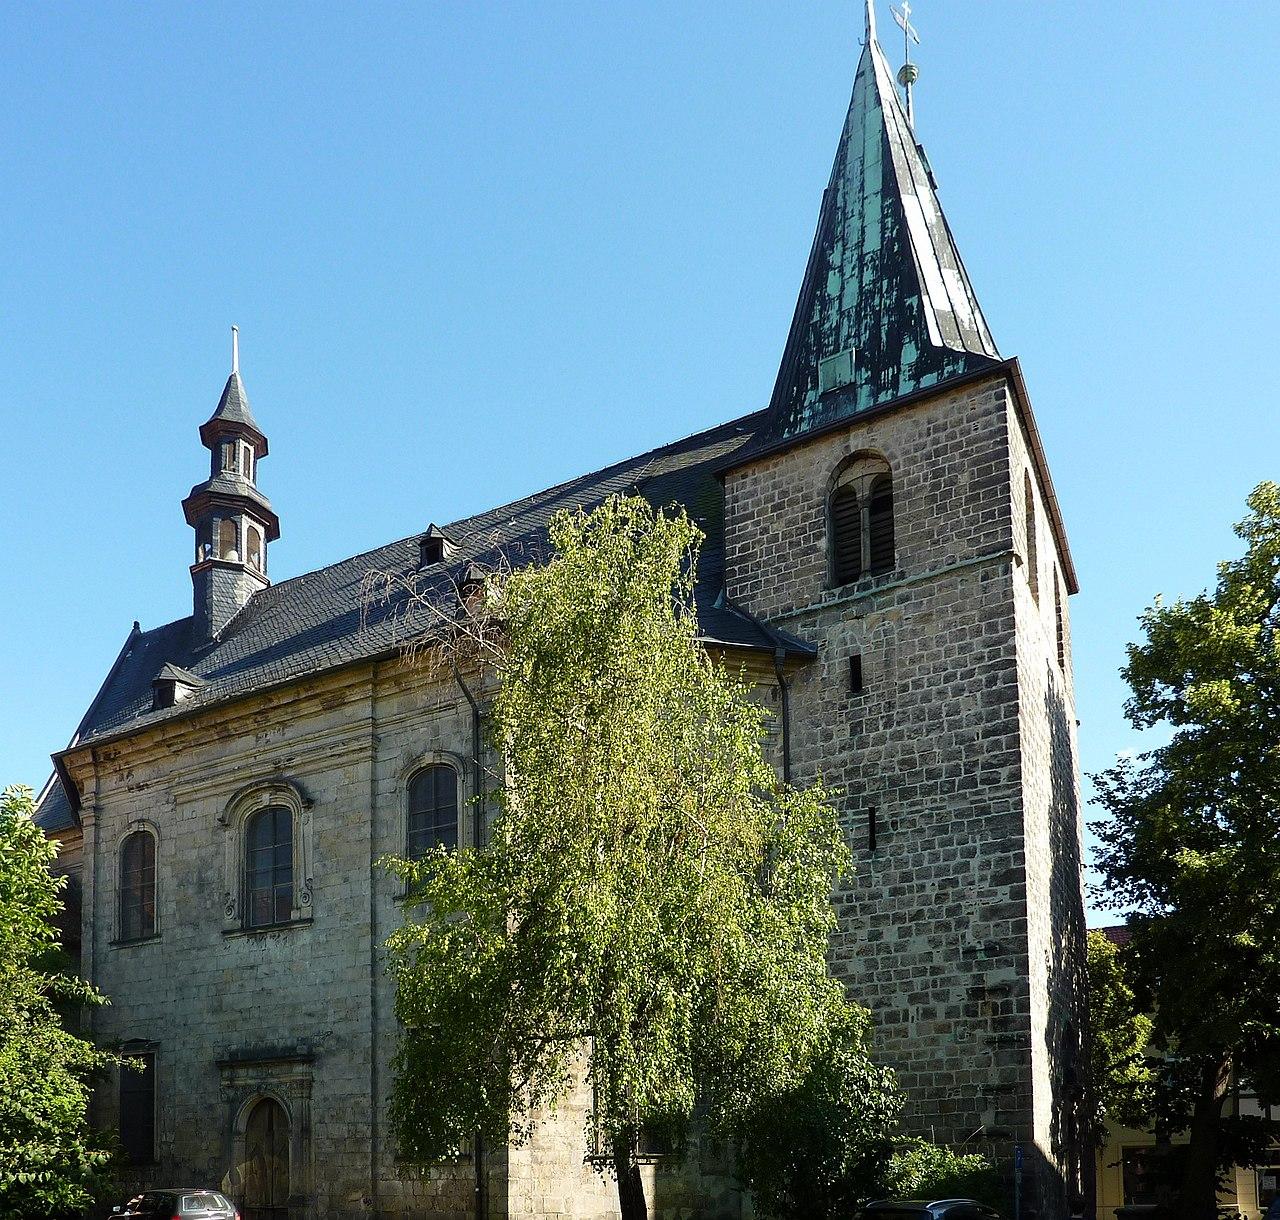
xmin=114 ymin=1189 xmax=239 ymax=1220
xmin=859 ymin=1201 xmax=1003 ymax=1220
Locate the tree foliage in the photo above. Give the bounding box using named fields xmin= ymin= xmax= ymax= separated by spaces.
xmin=1092 ymin=482 xmax=1280 ymax=1218
xmin=732 ymin=1002 xmax=902 ymax=1217
xmin=384 ymin=496 xmax=891 ymax=1219
xmin=0 ymin=784 xmax=118 ymax=1218
xmin=1085 ymin=930 xmax=1154 ymax=1144
xmin=882 ymin=1140 xmax=1000 ymax=1210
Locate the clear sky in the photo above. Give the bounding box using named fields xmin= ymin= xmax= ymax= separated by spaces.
xmin=3 ymin=3 xmax=1278 ymax=920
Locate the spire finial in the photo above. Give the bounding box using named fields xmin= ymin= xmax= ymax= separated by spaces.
xmin=864 ymin=0 xmax=877 ymax=45
xmin=891 ymin=1 xmax=921 ymax=127
xmin=231 ymin=325 xmax=240 ymax=375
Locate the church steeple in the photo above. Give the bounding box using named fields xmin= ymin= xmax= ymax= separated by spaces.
xmin=763 ymin=0 xmax=999 ymax=443
xmin=181 ymin=329 xmax=280 ymax=643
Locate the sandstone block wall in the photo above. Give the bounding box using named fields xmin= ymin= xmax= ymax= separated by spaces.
xmin=722 ymin=374 xmax=1084 ymax=1219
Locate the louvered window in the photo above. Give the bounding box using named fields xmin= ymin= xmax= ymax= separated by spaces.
xmin=867 ymin=476 xmax=895 ymax=574
xmin=830 ymin=486 xmax=862 ymax=585
xmin=1054 ymin=571 xmax=1066 ymax=669
xmin=1024 ymin=471 xmax=1039 ymax=604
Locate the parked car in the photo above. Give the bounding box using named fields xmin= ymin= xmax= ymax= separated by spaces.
xmin=858 ymin=1201 xmax=1002 ymax=1220
xmin=112 ymin=1190 xmax=239 ymax=1220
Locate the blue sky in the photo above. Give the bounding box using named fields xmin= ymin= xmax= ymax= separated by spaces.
xmin=3 ymin=3 xmax=1278 ymax=918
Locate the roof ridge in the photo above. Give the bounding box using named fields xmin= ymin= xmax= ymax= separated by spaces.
xmin=255 ymin=409 xmax=765 ymax=596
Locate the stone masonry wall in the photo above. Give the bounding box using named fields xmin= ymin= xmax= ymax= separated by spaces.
xmin=70 ymin=659 xmax=479 ymax=1220
xmin=723 ymin=373 xmax=1085 ymax=1219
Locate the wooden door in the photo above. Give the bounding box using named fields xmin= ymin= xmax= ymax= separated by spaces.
xmin=242 ymin=1097 xmax=289 ymax=1220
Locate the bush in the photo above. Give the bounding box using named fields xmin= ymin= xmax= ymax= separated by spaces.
xmin=883 ymin=1139 xmax=1001 ymax=1209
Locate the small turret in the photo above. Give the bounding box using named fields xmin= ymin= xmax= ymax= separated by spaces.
xmin=182 ymin=328 xmax=280 ymax=643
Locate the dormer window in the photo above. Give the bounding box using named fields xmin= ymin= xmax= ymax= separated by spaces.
xmin=418 ymin=525 xmax=456 ymax=568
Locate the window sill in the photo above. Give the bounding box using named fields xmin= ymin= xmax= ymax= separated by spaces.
xmin=222 ymin=917 xmax=313 ymax=939
xmin=109 ymin=934 xmax=162 ymax=949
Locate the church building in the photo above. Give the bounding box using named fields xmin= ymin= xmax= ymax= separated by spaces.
xmin=38 ymin=5 xmax=1087 ymax=1217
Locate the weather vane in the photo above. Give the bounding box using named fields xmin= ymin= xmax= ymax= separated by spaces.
xmin=891 ymin=0 xmax=921 ymax=127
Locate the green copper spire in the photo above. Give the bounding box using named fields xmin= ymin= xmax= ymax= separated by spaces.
xmin=763 ymin=2 xmax=999 ymax=442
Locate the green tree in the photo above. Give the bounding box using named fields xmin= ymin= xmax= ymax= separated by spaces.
xmin=1085 ymin=930 xmax=1154 ymax=1145
xmin=0 ymin=784 xmax=119 ymax=1218
xmin=1093 ymin=482 xmax=1280 ymax=1219
xmin=732 ymin=1003 xmax=902 ymax=1217
xmin=383 ymin=496 xmax=892 ymax=1220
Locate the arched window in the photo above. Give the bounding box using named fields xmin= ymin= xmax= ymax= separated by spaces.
xmin=245 ymin=806 xmax=293 ymax=928
xmin=407 ymin=765 xmax=459 ymax=858
xmin=1024 ymin=470 xmax=1039 ymax=604
xmin=247 ymin=525 xmax=264 ymax=572
xmin=119 ymin=831 xmax=156 ymax=941
xmin=828 ymin=455 xmax=895 ymax=587
xmin=196 ymin=520 xmax=213 ymax=563
xmin=217 ymin=518 xmax=239 ymax=561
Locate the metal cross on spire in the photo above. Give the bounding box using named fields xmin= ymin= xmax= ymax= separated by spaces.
xmin=891 ymin=0 xmax=921 ymax=127
xmin=231 ymin=325 xmax=240 ymax=375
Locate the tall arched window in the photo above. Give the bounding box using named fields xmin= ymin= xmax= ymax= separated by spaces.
xmin=119 ymin=831 xmax=156 ymax=941
xmin=1024 ymin=470 xmax=1039 ymax=604
xmin=829 ymin=455 xmax=895 ymax=586
xmin=407 ymin=765 xmax=459 ymax=859
xmin=245 ymin=806 xmax=293 ymax=928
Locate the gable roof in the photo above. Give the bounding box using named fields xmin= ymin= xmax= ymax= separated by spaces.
xmin=761 ymin=8 xmax=998 ymax=445
xmin=51 ymin=411 xmax=813 ymax=799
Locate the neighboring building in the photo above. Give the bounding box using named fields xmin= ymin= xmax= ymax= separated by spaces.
xmin=1093 ymin=926 xmax=1280 ymax=1220
xmin=37 ymin=5 xmax=1087 ymax=1218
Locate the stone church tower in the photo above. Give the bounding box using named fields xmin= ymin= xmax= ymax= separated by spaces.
xmin=37 ymin=6 xmax=1085 ymax=1218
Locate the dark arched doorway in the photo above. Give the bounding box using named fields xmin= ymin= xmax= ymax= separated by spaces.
xmin=242 ymin=1096 xmax=289 ymax=1220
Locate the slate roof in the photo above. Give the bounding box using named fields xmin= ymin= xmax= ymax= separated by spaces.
xmin=761 ymin=1 xmax=999 ymax=445
xmin=200 ymin=371 xmax=265 ymax=448
xmin=35 ymin=774 xmax=76 ymax=834
xmin=51 ymin=410 xmax=812 ymax=791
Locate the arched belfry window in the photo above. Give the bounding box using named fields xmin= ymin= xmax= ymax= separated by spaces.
xmin=217 ymin=518 xmax=239 ymax=561
xmin=119 ymin=830 xmax=156 ymax=942
xmin=247 ymin=524 xmax=264 ymax=572
xmin=407 ymin=765 xmax=459 ymax=858
xmin=245 ymin=806 xmax=293 ymax=928
xmin=829 ymin=455 xmax=895 ymax=587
